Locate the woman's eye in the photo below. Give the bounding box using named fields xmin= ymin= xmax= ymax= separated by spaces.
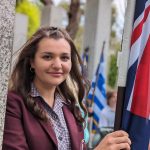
xmin=61 ymin=56 xmax=70 ymax=61
xmin=42 ymin=55 xmax=52 ymax=60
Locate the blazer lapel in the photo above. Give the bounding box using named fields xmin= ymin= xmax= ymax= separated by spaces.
xmin=38 ymin=119 xmax=58 ymax=146
xmin=63 ymin=105 xmax=84 ymax=150
xmin=36 ymin=98 xmax=58 ymax=146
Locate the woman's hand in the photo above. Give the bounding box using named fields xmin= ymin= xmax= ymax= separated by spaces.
xmin=94 ymin=130 xmax=131 ymax=150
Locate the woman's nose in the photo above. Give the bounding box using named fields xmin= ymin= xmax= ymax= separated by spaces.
xmin=51 ymin=58 xmax=62 ymax=69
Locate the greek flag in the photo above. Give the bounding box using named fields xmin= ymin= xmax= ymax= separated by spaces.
xmin=87 ymin=49 xmax=107 ymax=131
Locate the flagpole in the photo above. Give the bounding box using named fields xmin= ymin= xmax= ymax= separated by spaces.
xmin=88 ymin=41 xmax=105 ymax=148
xmin=114 ymin=0 xmax=136 ymax=130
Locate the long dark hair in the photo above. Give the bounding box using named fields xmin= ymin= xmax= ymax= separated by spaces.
xmin=9 ymin=26 xmax=89 ymax=125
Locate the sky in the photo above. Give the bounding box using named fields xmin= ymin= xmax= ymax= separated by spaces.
xmin=113 ymin=0 xmax=127 ymax=37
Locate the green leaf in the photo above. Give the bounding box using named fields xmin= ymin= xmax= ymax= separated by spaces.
xmin=16 ymin=0 xmax=41 ymax=38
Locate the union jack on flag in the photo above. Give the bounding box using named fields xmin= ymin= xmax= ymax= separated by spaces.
xmin=121 ymin=0 xmax=150 ymax=149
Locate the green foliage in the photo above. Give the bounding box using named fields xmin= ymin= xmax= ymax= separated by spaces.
xmin=74 ymin=26 xmax=84 ymax=54
xmin=59 ymin=1 xmax=69 ymax=12
xmin=111 ymin=5 xmax=117 ymax=26
xmin=107 ymin=54 xmax=118 ymax=88
xmin=16 ymin=0 xmax=41 ymax=38
xmin=111 ymin=30 xmax=116 ymax=38
xmin=107 ymin=3 xmax=121 ymax=89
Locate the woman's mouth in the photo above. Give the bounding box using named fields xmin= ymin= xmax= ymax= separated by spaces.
xmin=47 ymin=72 xmax=63 ymax=77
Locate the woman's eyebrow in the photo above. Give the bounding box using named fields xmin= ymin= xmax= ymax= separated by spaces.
xmin=40 ymin=52 xmax=71 ymax=56
xmin=41 ymin=52 xmax=53 ymax=54
xmin=61 ymin=53 xmax=71 ymax=55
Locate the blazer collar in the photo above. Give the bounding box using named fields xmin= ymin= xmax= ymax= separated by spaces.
xmin=38 ymin=119 xmax=58 ymax=146
xmin=36 ymin=97 xmax=84 ymax=149
xmin=63 ymin=105 xmax=84 ymax=150
xmin=35 ymin=98 xmax=58 ymax=147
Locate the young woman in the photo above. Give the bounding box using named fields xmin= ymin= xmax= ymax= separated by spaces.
xmin=3 ymin=27 xmax=131 ymax=150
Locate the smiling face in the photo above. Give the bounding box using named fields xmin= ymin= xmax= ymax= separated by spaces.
xmin=31 ymin=37 xmax=72 ymax=89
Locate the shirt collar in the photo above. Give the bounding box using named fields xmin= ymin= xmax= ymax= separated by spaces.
xmin=30 ymin=83 xmax=40 ymax=97
xmin=30 ymin=83 xmax=70 ymax=105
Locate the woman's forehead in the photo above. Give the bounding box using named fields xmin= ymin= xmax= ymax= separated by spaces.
xmin=36 ymin=38 xmax=71 ymax=54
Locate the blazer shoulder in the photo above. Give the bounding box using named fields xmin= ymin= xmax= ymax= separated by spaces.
xmin=7 ymin=90 xmax=22 ymax=98
xmin=6 ymin=91 xmax=27 ymax=117
xmin=7 ymin=91 xmax=25 ymax=104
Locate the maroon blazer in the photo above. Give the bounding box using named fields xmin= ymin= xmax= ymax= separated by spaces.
xmin=2 ymin=91 xmax=87 ymax=150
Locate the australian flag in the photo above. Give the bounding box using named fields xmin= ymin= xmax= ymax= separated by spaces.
xmin=87 ymin=49 xmax=107 ymax=132
xmin=121 ymin=0 xmax=150 ymax=149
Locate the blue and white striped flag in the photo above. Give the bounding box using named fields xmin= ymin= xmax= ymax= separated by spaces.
xmin=87 ymin=50 xmax=107 ymax=131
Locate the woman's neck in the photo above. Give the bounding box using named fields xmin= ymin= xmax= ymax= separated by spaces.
xmin=33 ymin=80 xmax=56 ymax=108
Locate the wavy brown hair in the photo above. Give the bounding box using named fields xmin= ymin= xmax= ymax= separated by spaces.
xmin=9 ymin=26 xmax=89 ymax=125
